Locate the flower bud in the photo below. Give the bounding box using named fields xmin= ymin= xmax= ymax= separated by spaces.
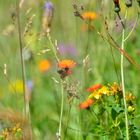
xmin=113 ymin=0 xmax=121 ymax=13
xmin=137 ymin=0 xmax=140 ymax=6
xmin=42 ymin=1 xmax=54 ymax=33
xmin=125 ymin=0 xmax=132 ymax=7
xmin=128 ymin=106 xmax=135 ymax=112
xmin=114 ymin=6 xmax=120 ymax=13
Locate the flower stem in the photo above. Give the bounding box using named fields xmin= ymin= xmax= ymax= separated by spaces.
xmin=121 ymin=10 xmax=129 ymax=140
xmin=58 ymin=80 xmax=64 ymax=140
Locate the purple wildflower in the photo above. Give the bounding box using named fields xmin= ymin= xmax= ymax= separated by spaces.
xmin=25 ymin=80 xmax=34 ymax=102
xmin=58 ymin=43 xmax=78 ymax=56
xmin=42 ymin=1 xmax=54 ymax=33
xmin=44 ymin=1 xmax=53 ymax=10
xmin=26 ymin=80 xmax=34 ymax=91
xmin=114 ymin=17 xmax=137 ymax=33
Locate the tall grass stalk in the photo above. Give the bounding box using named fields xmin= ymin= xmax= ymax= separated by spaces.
xmin=121 ymin=9 xmax=129 ymax=140
xmin=16 ymin=0 xmax=32 ymax=139
xmin=16 ymin=0 xmax=26 ymax=115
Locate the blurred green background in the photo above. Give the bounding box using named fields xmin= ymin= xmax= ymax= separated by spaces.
xmin=0 ymin=0 xmax=140 ymax=139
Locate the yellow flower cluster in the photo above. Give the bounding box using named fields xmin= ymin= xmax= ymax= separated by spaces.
xmin=0 ymin=123 xmax=22 ymax=139
xmin=88 ymin=82 xmax=122 ymax=100
xmin=79 ymin=82 xmax=123 ymax=109
xmin=88 ymin=86 xmax=109 ymax=99
xmin=8 ymin=80 xmax=23 ymax=94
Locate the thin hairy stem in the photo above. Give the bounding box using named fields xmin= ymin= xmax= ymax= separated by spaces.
xmin=63 ymin=105 xmax=72 ymax=140
xmin=89 ymin=108 xmax=100 ymax=122
xmin=124 ymin=14 xmax=139 ymax=42
xmin=0 ymin=66 xmax=17 ymax=94
xmin=117 ymin=13 xmax=125 ymax=29
xmin=121 ymin=9 xmax=129 ymax=140
xmin=109 ymin=44 xmax=120 ymax=84
xmin=58 ymin=80 xmax=64 ymax=140
xmin=47 ymin=33 xmax=60 ymax=62
xmin=85 ymin=21 xmax=91 ymax=57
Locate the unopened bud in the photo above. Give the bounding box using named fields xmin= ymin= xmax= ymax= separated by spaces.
xmin=42 ymin=1 xmax=54 ymax=33
xmin=128 ymin=106 xmax=135 ymax=112
xmin=125 ymin=0 xmax=132 ymax=7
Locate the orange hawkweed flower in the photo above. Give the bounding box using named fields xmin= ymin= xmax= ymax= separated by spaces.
xmin=38 ymin=60 xmax=51 ymax=72
xmin=58 ymin=59 xmax=76 ymax=69
xmin=86 ymin=84 xmax=102 ymax=92
xmin=82 ymin=12 xmax=97 ymax=20
xmin=57 ymin=59 xmax=76 ymax=79
xmin=79 ymin=98 xmax=94 ymax=109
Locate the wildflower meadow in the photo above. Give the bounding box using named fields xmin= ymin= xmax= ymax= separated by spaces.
xmin=0 ymin=0 xmax=140 ymax=140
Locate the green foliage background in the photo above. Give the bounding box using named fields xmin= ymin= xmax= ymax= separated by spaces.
xmin=0 ymin=0 xmax=140 ymax=139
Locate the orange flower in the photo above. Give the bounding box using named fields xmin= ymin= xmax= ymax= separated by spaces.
xmin=38 ymin=60 xmax=51 ymax=72
xmin=82 ymin=12 xmax=97 ymax=20
xmin=86 ymin=84 xmax=102 ymax=92
xmin=79 ymin=98 xmax=94 ymax=109
xmin=125 ymin=93 xmax=135 ymax=101
xmin=58 ymin=59 xmax=76 ymax=69
xmin=108 ymin=82 xmax=122 ymax=95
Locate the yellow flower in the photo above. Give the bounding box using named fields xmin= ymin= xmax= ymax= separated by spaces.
xmin=81 ymin=12 xmax=97 ymax=20
xmin=88 ymin=91 xmax=101 ymax=100
xmin=98 ymin=86 xmax=110 ymax=95
xmin=128 ymin=106 xmax=135 ymax=112
xmin=9 ymin=80 xmax=23 ymax=94
xmin=12 ymin=123 xmax=22 ymax=133
xmin=88 ymin=86 xmax=109 ymax=100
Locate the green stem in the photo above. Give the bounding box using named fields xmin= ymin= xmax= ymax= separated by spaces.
xmin=16 ymin=1 xmax=32 ymax=139
xmin=58 ymin=80 xmax=64 ymax=140
xmin=109 ymin=44 xmax=120 ymax=83
xmin=121 ymin=10 xmax=129 ymax=140
xmin=63 ymin=105 xmax=72 ymax=140
xmin=85 ymin=21 xmax=91 ymax=57
xmin=124 ymin=14 xmax=139 ymax=42
xmin=16 ymin=0 xmax=27 ymax=116
xmin=83 ymin=21 xmax=91 ymax=89
xmin=47 ymin=33 xmax=60 ymax=62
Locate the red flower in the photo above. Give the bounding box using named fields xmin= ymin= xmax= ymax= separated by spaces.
xmin=79 ymin=98 xmax=94 ymax=109
xmin=86 ymin=84 xmax=102 ymax=92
